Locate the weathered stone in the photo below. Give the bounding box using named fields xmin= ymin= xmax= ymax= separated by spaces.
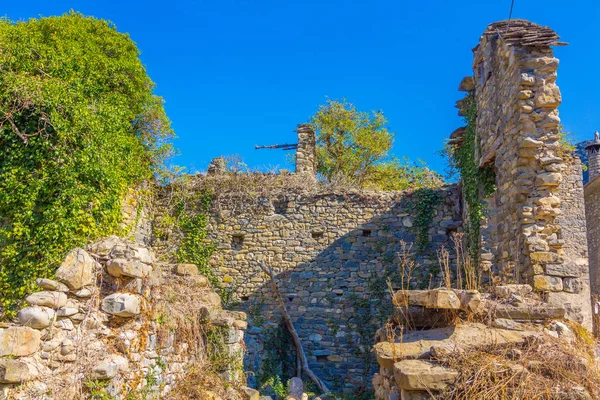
xmin=55 ymin=248 xmax=98 ymax=290
xmin=35 ymin=278 xmax=69 ymax=292
xmin=535 ymin=83 xmax=561 ymax=108
xmin=286 ymin=377 xmax=303 ymax=400
xmin=25 ymin=291 xmax=67 ymax=309
xmin=394 ymin=290 xmax=429 ymax=307
xmin=0 ymin=327 xmax=41 ymax=356
xmin=491 ymin=303 xmax=565 ymax=320
xmin=492 ymin=318 xmax=527 ymax=331
xmin=458 ymin=76 xmax=475 ymax=91
xmin=563 ymin=278 xmax=583 ymax=294
xmin=240 ymin=386 xmax=260 ymax=400
xmin=530 ymin=251 xmax=562 ymax=263
xmin=72 ymin=288 xmax=93 ymax=298
xmin=175 ymin=264 xmax=199 ymax=276
xmin=0 ymin=359 xmax=29 ymax=383
xmin=533 ymin=275 xmax=563 ymax=292
xmin=494 ymin=284 xmax=532 ymax=299
xmin=102 ymin=293 xmax=142 ymax=317
xmin=457 ymin=290 xmax=483 ymax=313
xmin=427 ymin=289 xmax=461 ymax=310
xmin=17 ymin=307 xmax=55 ymax=329
xmin=106 ymin=258 xmax=146 ymax=278
xmin=56 ymin=307 xmax=79 ymax=317
xmin=374 ymin=323 xmax=537 ymax=369
xmin=394 ymin=360 xmax=458 ymax=391
xmin=545 ymin=263 xmax=580 ymax=278
xmin=90 ymin=355 xmax=129 ymax=380
xmin=534 ymin=172 xmax=562 ymax=187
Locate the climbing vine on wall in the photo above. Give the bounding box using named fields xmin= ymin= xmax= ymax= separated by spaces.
xmin=412 ymin=188 xmax=441 ymax=253
xmin=449 ymin=93 xmax=496 ymax=263
xmin=173 ymin=192 xmax=218 ymax=285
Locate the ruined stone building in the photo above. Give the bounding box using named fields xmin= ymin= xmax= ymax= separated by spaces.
xmin=152 ymin=18 xmax=598 ymax=394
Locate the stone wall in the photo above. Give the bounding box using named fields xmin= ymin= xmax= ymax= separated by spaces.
xmin=1 ymin=237 xmax=249 ymax=400
xmin=153 ymin=179 xmax=461 ymax=392
xmin=585 ymin=175 xmax=600 ymax=298
xmin=465 ymin=20 xmax=592 ymax=328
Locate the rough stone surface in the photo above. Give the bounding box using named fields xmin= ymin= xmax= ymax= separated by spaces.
xmin=91 ymin=355 xmax=129 ymax=380
xmin=55 ymin=248 xmax=98 ymax=290
xmin=17 ymin=307 xmax=55 ymax=329
xmin=102 ymin=293 xmax=142 ymax=317
xmin=25 ymin=291 xmax=67 ymax=309
xmin=35 ymin=278 xmax=69 ymax=292
xmin=0 ymin=327 xmax=41 ymax=357
xmin=174 ymin=263 xmax=199 ymax=276
xmin=0 ymin=359 xmax=29 ymax=383
xmin=394 ymin=359 xmax=458 ymax=391
xmin=106 ymin=258 xmax=146 ymax=278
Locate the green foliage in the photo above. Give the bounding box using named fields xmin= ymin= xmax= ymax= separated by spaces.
xmin=412 ymin=188 xmax=441 ymax=253
xmin=256 ymin=320 xmax=297 ymax=399
xmin=174 ymin=192 xmax=217 ymax=285
xmin=205 ymin=324 xmax=244 ymax=376
xmin=447 ymin=93 xmax=495 ymax=263
xmin=311 ymin=99 xmax=443 ymax=190
xmin=0 ymin=12 xmax=173 ymax=316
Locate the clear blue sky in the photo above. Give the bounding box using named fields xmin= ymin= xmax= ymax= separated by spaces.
xmin=4 ymin=1 xmax=600 ymax=175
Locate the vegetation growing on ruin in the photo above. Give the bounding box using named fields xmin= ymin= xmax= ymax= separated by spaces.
xmin=311 ymin=99 xmax=443 ymax=190
xmin=446 ymin=93 xmax=495 ymax=264
xmin=0 ymin=13 xmax=174 ymax=316
xmin=412 ymin=188 xmax=441 ymax=253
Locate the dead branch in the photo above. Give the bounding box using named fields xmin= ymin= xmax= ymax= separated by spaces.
xmin=258 ymin=261 xmax=330 ymax=395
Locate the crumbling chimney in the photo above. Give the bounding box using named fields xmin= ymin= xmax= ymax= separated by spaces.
xmin=295 ymin=124 xmax=316 ymax=179
xmin=585 ymin=131 xmax=600 ymax=180
xmin=207 ymin=156 xmax=226 ymax=175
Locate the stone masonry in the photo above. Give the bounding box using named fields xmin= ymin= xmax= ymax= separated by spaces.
xmin=458 ymin=20 xmax=592 ymax=328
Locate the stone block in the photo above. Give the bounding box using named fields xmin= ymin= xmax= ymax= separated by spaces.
xmin=90 ymin=355 xmax=129 ymax=380
xmin=25 ymin=291 xmax=67 ymax=309
xmin=492 ymin=303 xmax=565 ymax=320
xmin=545 ymin=263 xmax=580 ymax=278
xmin=494 ymin=284 xmax=532 ymax=299
xmin=102 ymin=293 xmax=142 ymax=317
xmin=394 ymin=290 xmax=429 ymax=307
xmin=535 ymin=83 xmax=561 ymax=108
xmin=240 ymin=386 xmax=260 ymax=400
xmin=427 ymin=289 xmax=461 ymax=310
xmin=458 ymin=76 xmax=475 ymax=91
xmin=0 ymin=359 xmax=29 ymax=383
xmin=0 ymin=327 xmax=41 ymax=357
xmin=35 ymin=278 xmax=69 ymax=292
xmin=533 ymin=275 xmax=563 ymax=292
xmin=107 ymin=258 xmax=146 ymax=278
xmin=56 ymin=248 xmax=98 ymax=290
xmin=394 ymin=359 xmax=458 ymax=391
xmin=17 ymin=306 xmax=55 ymax=329
xmin=534 ymin=172 xmax=562 ymax=187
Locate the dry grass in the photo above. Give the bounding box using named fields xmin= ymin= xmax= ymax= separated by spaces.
xmin=438 ymin=328 xmax=600 ymax=400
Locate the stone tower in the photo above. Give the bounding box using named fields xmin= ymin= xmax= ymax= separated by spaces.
xmin=585 ymin=131 xmax=600 ymax=180
xmin=294 ymin=123 xmax=317 ymax=179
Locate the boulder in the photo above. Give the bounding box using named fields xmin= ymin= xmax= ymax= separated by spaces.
xmin=106 ymin=258 xmax=146 ymax=278
xmin=491 ymin=303 xmax=565 ymax=320
xmin=56 ymin=248 xmax=98 ymax=290
xmin=90 ymin=355 xmax=129 ymax=380
xmin=26 ymin=291 xmax=67 ymax=309
xmin=88 ymin=236 xmax=122 ymax=258
xmin=394 ymin=290 xmax=430 ymax=307
xmin=458 ymin=76 xmax=475 ymax=91
xmin=102 ymin=293 xmax=142 ymax=317
xmin=35 ymin=278 xmax=69 ymax=292
xmin=0 ymin=359 xmax=29 ymax=383
xmin=0 ymin=326 xmax=41 ymax=356
xmin=394 ymin=359 xmax=458 ymax=391
xmin=17 ymin=307 xmax=55 ymax=329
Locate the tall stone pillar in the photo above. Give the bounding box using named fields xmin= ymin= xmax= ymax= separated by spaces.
xmin=585 ymin=132 xmax=600 ymax=180
xmin=295 ymin=123 xmax=317 ymax=179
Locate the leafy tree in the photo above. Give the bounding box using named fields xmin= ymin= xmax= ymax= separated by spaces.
xmin=310 ymin=99 xmax=442 ymax=189
xmin=0 ymin=12 xmax=174 ymax=315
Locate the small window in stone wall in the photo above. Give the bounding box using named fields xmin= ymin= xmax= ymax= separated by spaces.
xmin=232 ymin=234 xmax=244 ymax=250
xmin=312 ymin=231 xmax=324 ymax=239
xmin=362 ymin=229 xmax=372 ymax=237
xmin=273 ymin=200 xmax=288 ymax=215
xmin=316 ymin=355 xmax=328 ymax=363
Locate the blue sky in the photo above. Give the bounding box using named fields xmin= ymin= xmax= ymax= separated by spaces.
xmin=4 ymin=1 xmax=600 ymax=175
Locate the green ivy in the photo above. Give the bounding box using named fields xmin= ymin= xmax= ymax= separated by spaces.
xmin=0 ymin=13 xmax=173 ymax=316
xmin=450 ymin=93 xmax=496 ymax=263
xmin=174 ymin=192 xmax=217 ymax=285
xmin=412 ymin=188 xmax=441 ymax=253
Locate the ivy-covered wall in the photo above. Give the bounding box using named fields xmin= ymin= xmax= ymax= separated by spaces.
xmin=151 ymin=178 xmax=461 ymax=393
xmin=453 ymin=20 xmax=592 ymax=328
